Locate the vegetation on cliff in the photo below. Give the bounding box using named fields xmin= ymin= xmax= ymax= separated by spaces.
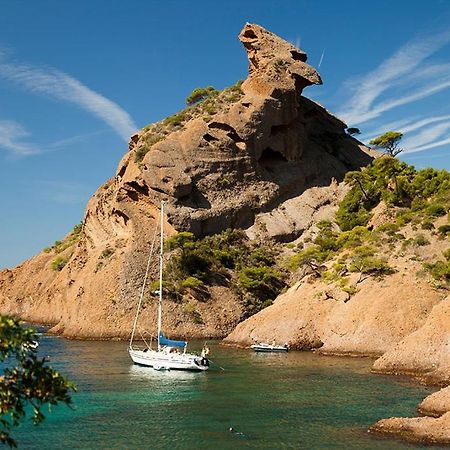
xmin=134 ymin=80 xmax=243 ymax=165
xmin=287 ymin=156 xmax=450 ymax=297
xmin=160 ymin=229 xmax=286 ymax=317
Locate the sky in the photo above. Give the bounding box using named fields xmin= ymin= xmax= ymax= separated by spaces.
xmin=1 ymin=0 xmax=450 ymax=268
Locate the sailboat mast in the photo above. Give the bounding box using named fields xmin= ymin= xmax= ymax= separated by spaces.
xmin=157 ymin=200 xmax=164 ymax=351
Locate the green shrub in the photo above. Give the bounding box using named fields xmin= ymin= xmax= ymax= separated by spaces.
xmin=349 ymin=255 xmax=394 ymax=276
xmin=181 ymin=276 xmax=204 ymax=289
xmin=421 ymin=221 xmax=435 ymax=230
xmin=164 ymin=113 xmax=186 ymax=127
xmin=100 ymin=248 xmax=114 ymax=259
xmin=51 ymin=256 xmax=68 ymax=271
xmin=413 ymin=234 xmax=430 ymax=246
xmin=185 ymin=86 xmax=218 ymax=106
xmin=438 ymin=225 xmax=450 ymax=235
xmin=289 ymin=246 xmax=330 ymax=269
xmin=396 ymin=209 xmax=414 ymax=226
xmin=424 ymin=260 xmax=450 ymax=281
xmin=426 ymin=204 xmax=446 ymax=217
xmin=377 ymin=223 xmax=400 ymax=234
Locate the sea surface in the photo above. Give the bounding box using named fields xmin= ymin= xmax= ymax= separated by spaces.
xmin=10 ymin=334 xmax=442 ymax=449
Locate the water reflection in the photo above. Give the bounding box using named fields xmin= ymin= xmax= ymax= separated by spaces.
xmin=129 ymin=364 xmax=199 ymax=382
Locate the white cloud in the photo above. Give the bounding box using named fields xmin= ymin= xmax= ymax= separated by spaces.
xmin=404 ymin=121 xmax=450 ymax=152
xmin=338 ymin=31 xmax=450 ymax=126
xmin=0 ymin=57 xmax=137 ymax=140
xmin=405 ymin=135 xmax=450 ymax=153
xmin=0 ymin=120 xmax=38 ymax=155
xmin=361 ymin=116 xmax=419 ymax=142
xmin=351 ymin=77 xmax=450 ymax=125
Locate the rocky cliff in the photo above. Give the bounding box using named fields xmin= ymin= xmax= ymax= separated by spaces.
xmin=0 ymin=24 xmax=371 ymax=339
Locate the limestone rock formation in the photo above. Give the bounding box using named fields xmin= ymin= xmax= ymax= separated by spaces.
xmin=372 ymin=297 xmax=450 ymax=385
xmin=224 ymin=269 xmax=443 ymax=355
xmin=0 ymin=23 xmax=371 ymax=338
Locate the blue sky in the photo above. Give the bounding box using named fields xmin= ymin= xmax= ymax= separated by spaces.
xmin=1 ymin=0 xmax=450 ymax=268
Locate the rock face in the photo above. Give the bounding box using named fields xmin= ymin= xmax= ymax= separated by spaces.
xmin=224 ymin=269 xmax=444 ymax=355
xmin=0 ymin=23 xmax=371 ymax=338
xmin=372 ymin=297 xmax=450 ymax=385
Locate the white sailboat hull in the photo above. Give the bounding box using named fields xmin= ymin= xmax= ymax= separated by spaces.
xmin=129 ymin=349 xmax=209 ymax=371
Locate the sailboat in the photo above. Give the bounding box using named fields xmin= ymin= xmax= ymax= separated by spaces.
xmin=128 ymin=201 xmax=210 ymax=371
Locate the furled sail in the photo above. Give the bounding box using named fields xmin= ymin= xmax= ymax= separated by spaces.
xmin=159 ymin=332 xmax=187 ymax=348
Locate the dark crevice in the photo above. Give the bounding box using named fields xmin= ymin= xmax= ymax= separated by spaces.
xmin=242 ymin=29 xmax=257 ymax=39
xmin=150 ymin=186 xmax=166 ymax=195
xmin=113 ymin=209 xmax=129 ymax=226
xmin=126 ymin=190 xmax=138 ymax=201
xmin=258 ymin=148 xmax=288 ymax=167
xmin=126 ymin=181 xmax=149 ymax=197
xmin=208 ymin=122 xmax=243 ymax=142
xmin=290 ymin=50 xmax=307 ymax=62
xmin=117 ymin=165 xmax=126 ymax=178
xmin=203 ymin=133 xmax=219 ymax=143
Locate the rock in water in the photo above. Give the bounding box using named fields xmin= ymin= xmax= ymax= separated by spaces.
xmin=0 ymin=23 xmax=372 ymax=339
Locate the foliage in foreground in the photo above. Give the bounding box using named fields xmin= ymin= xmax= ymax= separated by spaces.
xmin=0 ymin=316 xmax=76 ymax=447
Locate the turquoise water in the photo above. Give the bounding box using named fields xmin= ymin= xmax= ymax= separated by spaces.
xmin=11 ymin=335 xmax=439 ymax=449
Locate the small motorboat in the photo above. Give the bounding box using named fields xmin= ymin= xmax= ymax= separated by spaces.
xmin=251 ymin=342 xmax=289 ymax=353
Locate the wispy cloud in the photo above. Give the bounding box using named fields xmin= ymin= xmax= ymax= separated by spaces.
xmin=404 ymin=121 xmax=450 ymax=152
xmin=338 ymin=31 xmax=450 ymax=126
xmin=0 ymin=120 xmax=106 ymax=157
xmin=0 ymin=53 xmax=137 ymax=140
xmin=0 ymin=120 xmax=38 ymax=155
xmin=46 ymin=130 xmax=106 ymax=151
xmin=406 ymin=135 xmax=450 ymax=153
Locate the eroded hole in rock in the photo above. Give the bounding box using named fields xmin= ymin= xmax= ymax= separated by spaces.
xmin=208 ymin=122 xmax=243 ymax=142
xmin=290 ymin=50 xmax=307 ymax=62
xmin=126 ymin=181 xmax=149 ymax=197
xmin=203 ymin=133 xmax=218 ymax=143
xmin=117 ymin=165 xmax=126 ymax=178
xmin=113 ymin=209 xmax=129 ymax=226
xmin=293 ymin=73 xmax=309 ymax=92
xmin=242 ymin=29 xmax=257 ymax=39
xmin=258 ymin=148 xmax=288 ymax=167
xmin=126 ymin=190 xmax=138 ymax=201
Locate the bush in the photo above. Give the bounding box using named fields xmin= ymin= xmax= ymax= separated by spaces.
xmin=164 ymin=113 xmax=186 ymax=127
xmin=426 ymin=204 xmax=446 ymax=217
xmin=181 ymin=276 xmax=204 ymax=289
xmin=100 ymin=248 xmax=114 ymax=259
xmin=51 ymin=256 xmax=68 ymax=271
xmin=438 ymin=225 xmax=450 ymax=235
xmin=185 ymin=86 xmax=218 ymax=106
xmin=413 ymin=234 xmax=430 ymax=246
xmin=424 ymin=260 xmax=450 ymax=281
xmin=421 ymin=221 xmax=435 ymax=230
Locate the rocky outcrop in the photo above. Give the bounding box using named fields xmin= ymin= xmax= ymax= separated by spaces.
xmin=371 ymin=387 xmax=450 ymax=445
xmin=0 ymin=23 xmax=371 ymax=339
xmin=372 ymin=297 xmax=450 ymax=385
xmin=224 ymin=268 xmax=444 ymax=355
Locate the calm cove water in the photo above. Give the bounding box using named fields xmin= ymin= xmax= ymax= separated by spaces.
xmin=11 ymin=335 xmax=441 ymax=449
